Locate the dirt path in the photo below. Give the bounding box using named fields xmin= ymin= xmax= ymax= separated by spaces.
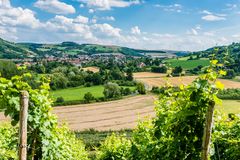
xmin=0 ymin=95 xmax=156 ymax=131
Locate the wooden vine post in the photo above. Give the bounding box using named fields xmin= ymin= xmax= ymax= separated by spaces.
xmin=201 ymin=101 xmax=215 ymax=160
xmin=19 ymin=91 xmax=29 ymax=160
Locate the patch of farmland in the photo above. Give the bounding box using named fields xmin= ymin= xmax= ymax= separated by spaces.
xmin=133 ymin=72 xmax=167 ymax=78
xmin=166 ymin=59 xmax=210 ymax=69
xmin=82 ymin=66 xmax=99 ymax=73
xmin=0 ymin=95 xmax=156 ymax=131
xmin=134 ymin=74 xmax=240 ymax=89
xmin=0 ymin=95 xmax=239 ymax=131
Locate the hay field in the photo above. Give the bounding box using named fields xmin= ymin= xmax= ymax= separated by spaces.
xmin=134 ymin=72 xmax=240 ymax=89
xmin=1 ymin=95 xmax=239 ymax=131
xmin=0 ymin=95 xmax=156 ymax=131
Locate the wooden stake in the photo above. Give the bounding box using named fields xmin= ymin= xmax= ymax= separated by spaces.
xmin=201 ymin=101 xmax=215 ymax=160
xmin=19 ymin=91 xmax=29 ymax=160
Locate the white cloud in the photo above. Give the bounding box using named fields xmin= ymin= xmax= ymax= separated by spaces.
xmin=34 ymin=0 xmax=75 ymax=14
xmin=187 ymin=28 xmax=198 ymax=36
xmin=89 ymin=9 xmax=95 ymax=13
xmin=225 ymin=3 xmax=238 ymax=10
xmin=93 ymin=23 xmax=121 ymax=37
xmin=202 ymin=15 xmax=226 ymax=21
xmin=201 ymin=10 xmax=226 ymax=21
xmin=201 ymin=10 xmax=212 ymax=15
xmin=195 ymin=25 xmax=201 ymax=30
xmin=204 ymin=32 xmax=215 ymax=36
xmin=103 ymin=16 xmax=115 ymax=21
xmin=232 ymin=34 xmax=240 ymax=38
xmin=74 ymin=15 xmax=89 ymax=24
xmin=80 ymin=4 xmax=84 ymax=8
xmin=79 ymin=0 xmax=141 ymax=10
xmin=154 ymin=3 xmax=182 ymax=13
xmin=0 ymin=0 xmax=41 ymax=28
xmin=131 ymin=26 xmax=141 ymax=35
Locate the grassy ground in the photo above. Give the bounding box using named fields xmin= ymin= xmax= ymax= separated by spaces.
xmin=50 ymin=85 xmax=136 ymax=102
xmin=218 ymin=100 xmax=240 ymax=114
xmin=167 ymin=59 xmax=210 ymax=69
xmin=51 ymin=85 xmax=104 ymax=101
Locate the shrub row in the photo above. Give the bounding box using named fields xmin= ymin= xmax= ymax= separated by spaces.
xmin=152 ymin=87 xmax=240 ymax=100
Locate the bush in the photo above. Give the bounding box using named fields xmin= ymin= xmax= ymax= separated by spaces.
xmin=85 ymin=82 xmax=93 ymax=87
xmin=0 ymin=124 xmax=89 ymax=160
xmin=84 ymin=92 xmax=95 ymax=103
xmin=96 ymin=133 xmax=132 ymax=160
xmin=103 ymin=82 xmax=121 ymax=99
xmin=56 ymin=96 xmax=64 ymax=103
xmin=172 ymin=66 xmax=183 ymax=76
xmin=0 ymin=124 xmax=17 ymax=159
xmin=212 ymin=115 xmax=240 ymax=159
xmin=123 ymin=87 xmax=132 ymax=96
xmin=151 ymin=66 xmax=167 ymax=73
xmin=114 ymin=80 xmax=137 ymax=86
xmin=136 ymin=82 xmax=146 ymax=94
xmin=223 ymin=69 xmax=236 ymax=79
xmin=218 ymin=88 xmax=240 ymax=99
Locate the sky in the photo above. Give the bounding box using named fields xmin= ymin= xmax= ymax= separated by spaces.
xmin=0 ymin=0 xmax=240 ymax=51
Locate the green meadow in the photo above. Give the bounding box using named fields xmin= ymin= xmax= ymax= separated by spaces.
xmin=50 ymin=85 xmax=136 ymax=102
xmin=166 ymin=58 xmax=210 ymax=69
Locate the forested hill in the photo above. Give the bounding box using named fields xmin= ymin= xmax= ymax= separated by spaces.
xmin=191 ymin=42 xmax=240 ymax=77
xmin=0 ymin=38 xmax=36 ymax=59
xmin=0 ymin=37 xmax=186 ymax=59
xmin=193 ymin=42 xmax=240 ymax=58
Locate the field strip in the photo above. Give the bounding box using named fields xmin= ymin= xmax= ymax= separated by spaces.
xmin=54 ymin=100 xmax=154 ymax=118
xmin=0 ymin=95 xmax=156 ymax=131
xmin=134 ymin=75 xmax=240 ymax=89
xmin=54 ymin=95 xmax=154 ymax=112
xmin=58 ymin=106 xmax=154 ymax=124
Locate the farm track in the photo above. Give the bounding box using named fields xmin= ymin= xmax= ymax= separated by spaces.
xmin=0 ymin=95 xmax=156 ymax=131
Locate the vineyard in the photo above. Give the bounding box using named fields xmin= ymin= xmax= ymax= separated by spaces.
xmin=1 ymin=61 xmax=240 ymax=160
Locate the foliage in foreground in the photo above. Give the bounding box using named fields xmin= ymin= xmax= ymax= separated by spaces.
xmin=96 ymin=60 xmax=240 ymax=160
xmin=0 ymin=124 xmax=89 ymax=160
xmin=0 ymin=70 xmax=89 ymax=160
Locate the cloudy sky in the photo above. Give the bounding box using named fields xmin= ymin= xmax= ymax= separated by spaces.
xmin=1 ymin=0 xmax=240 ymax=51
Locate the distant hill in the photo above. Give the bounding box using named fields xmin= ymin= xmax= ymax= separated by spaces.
xmin=192 ymin=42 xmax=240 ymax=76
xmin=0 ymin=37 xmax=187 ymax=59
xmin=192 ymin=42 xmax=240 ymax=59
xmin=0 ymin=38 xmax=36 ymax=59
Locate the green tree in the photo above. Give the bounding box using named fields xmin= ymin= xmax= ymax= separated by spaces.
xmin=151 ymin=66 xmax=167 ymax=73
xmin=84 ymin=92 xmax=95 ymax=103
xmin=172 ymin=66 xmax=183 ymax=76
xmin=136 ymin=82 xmax=146 ymax=94
xmin=103 ymin=82 xmax=121 ymax=99
xmin=126 ymin=68 xmax=133 ymax=81
xmin=0 ymin=60 xmax=18 ymax=78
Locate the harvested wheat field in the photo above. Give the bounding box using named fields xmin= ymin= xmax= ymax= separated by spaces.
xmin=82 ymin=66 xmax=99 ymax=73
xmin=134 ymin=73 xmax=240 ymax=89
xmin=133 ymin=72 xmax=167 ymax=78
xmin=0 ymin=95 xmax=156 ymax=131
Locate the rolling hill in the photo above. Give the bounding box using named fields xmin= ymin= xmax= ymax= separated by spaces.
xmin=0 ymin=38 xmax=36 ymax=59
xmin=0 ymin=37 xmax=187 ymax=59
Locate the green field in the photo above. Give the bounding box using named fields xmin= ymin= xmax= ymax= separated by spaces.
xmin=50 ymin=85 xmax=136 ymax=102
xmin=220 ymin=100 xmax=240 ymax=114
xmin=167 ymin=59 xmax=210 ymax=69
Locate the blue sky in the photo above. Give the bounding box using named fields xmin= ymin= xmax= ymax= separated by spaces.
xmin=1 ymin=0 xmax=240 ymax=51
